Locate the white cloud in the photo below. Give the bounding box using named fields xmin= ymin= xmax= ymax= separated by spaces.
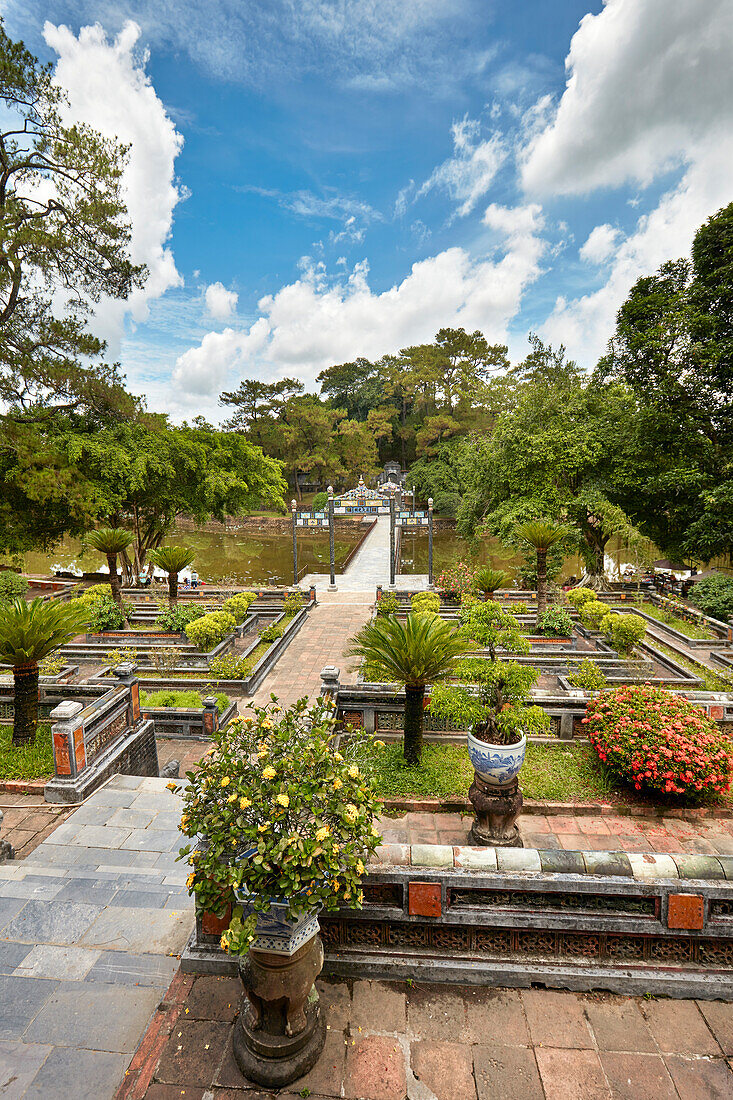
xmin=171 ymin=206 xmax=546 ymax=401
xmin=418 ymin=117 xmax=506 ymax=217
xmin=44 ymin=21 xmax=184 ymax=350
xmin=520 ymin=0 xmax=733 ymax=195
xmin=205 ymin=282 xmax=238 ymax=320
xmin=579 ymin=224 xmax=620 ymax=265
xmin=518 ymin=0 xmax=733 ymax=365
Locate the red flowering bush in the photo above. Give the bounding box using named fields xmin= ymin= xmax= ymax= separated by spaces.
xmin=583 ymin=684 xmax=733 ymax=799
xmin=436 ymin=560 xmax=476 ymax=599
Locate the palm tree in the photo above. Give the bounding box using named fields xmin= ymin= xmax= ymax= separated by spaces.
xmin=474 ymin=567 xmax=509 ymax=601
xmin=0 ymin=598 xmax=90 ymax=745
xmin=86 ymin=528 xmax=133 ymax=610
xmin=515 ymin=520 xmax=568 ymax=620
xmin=148 ymin=546 xmax=196 ymax=606
xmin=346 ymin=612 xmax=467 ymax=765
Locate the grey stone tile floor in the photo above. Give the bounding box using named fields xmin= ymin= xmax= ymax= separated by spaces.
xmin=0 ymin=774 xmax=193 ymax=1099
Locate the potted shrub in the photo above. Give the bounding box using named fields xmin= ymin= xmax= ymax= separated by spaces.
xmin=175 ymin=697 xmax=382 ymax=1087
xmin=430 ymin=599 xmax=550 ymax=788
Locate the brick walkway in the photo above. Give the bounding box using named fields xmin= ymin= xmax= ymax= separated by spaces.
xmin=378 ymin=809 xmax=733 ymax=856
xmin=0 ymin=796 xmax=73 ymax=860
xmin=126 ymin=973 xmax=733 ymax=1099
xmin=251 ymin=591 xmax=373 ymax=708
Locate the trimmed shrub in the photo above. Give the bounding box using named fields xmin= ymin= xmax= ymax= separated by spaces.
xmin=567 ymin=659 xmax=607 ymax=691
xmin=536 ymin=607 xmax=573 ymax=637
xmin=223 ymin=592 xmax=257 ymax=623
xmin=0 ymin=572 xmax=29 ymax=606
xmin=208 ymin=653 xmax=253 ymax=680
xmin=601 ymin=612 xmax=646 ymax=653
xmin=411 ymin=591 xmax=440 ymax=615
xmin=376 ymin=593 xmax=399 ymax=616
xmin=689 ymin=574 xmax=733 ymax=624
xmin=580 ymin=600 xmax=610 ymax=630
xmin=140 ymin=688 xmax=229 ymax=714
xmin=509 ymin=601 xmax=528 ymax=615
xmin=566 ymin=587 xmax=596 ymax=609
xmin=282 ymin=590 xmax=305 ymax=614
xmin=584 ymin=684 xmax=733 ymax=798
xmin=259 ymin=621 xmax=285 ymax=643
xmin=156 ymin=603 xmax=206 ymax=632
xmin=81 ymin=583 xmax=114 ymax=601
xmin=185 ymin=611 xmax=236 ymax=651
xmin=311 ymin=491 xmax=328 ymax=511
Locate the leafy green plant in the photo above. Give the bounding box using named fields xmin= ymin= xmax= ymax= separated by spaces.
xmin=347 ymin=612 xmax=467 ymax=764
xmin=259 ymin=622 xmax=285 ymax=643
xmin=87 ymin=595 xmax=134 ymax=632
xmin=186 ymin=611 xmax=236 ymax=651
xmin=376 ymin=593 xmax=399 ymax=616
xmin=584 ymin=684 xmax=733 ymax=799
xmin=566 ymin=587 xmax=596 ymax=609
xmin=223 ymin=592 xmax=257 ymax=623
xmin=536 ymin=607 xmax=573 ymax=637
xmin=38 ymin=653 xmax=66 ymax=677
xmin=155 ymin=603 xmax=206 ymax=632
xmin=175 ymin=697 xmax=383 ymax=931
xmin=430 ymin=599 xmax=550 ymax=746
xmin=78 ymin=583 xmax=113 ymax=603
xmin=311 ymin=491 xmax=328 ymax=510
xmin=208 ymin=653 xmax=253 ymax=680
xmin=105 ymin=646 xmax=138 ymax=670
xmin=410 ymin=591 xmax=440 ymax=615
xmin=567 ymin=659 xmax=608 ymax=691
xmin=689 ymin=574 xmax=733 ymax=624
xmin=600 ymin=612 xmax=646 ymax=654
xmin=282 ymin=589 xmax=306 ymax=614
xmin=435 ymin=560 xmax=475 ymax=599
xmin=580 ymin=600 xmax=610 ymax=630
xmin=0 ymin=598 xmax=89 ymax=744
xmin=148 ymin=646 xmax=181 ymax=676
xmin=140 ymin=688 xmax=229 ymax=713
xmin=473 ymin=567 xmax=508 ymax=599
xmin=509 ymin=601 xmax=528 ymax=615
xmin=0 ymin=572 xmax=29 ymax=607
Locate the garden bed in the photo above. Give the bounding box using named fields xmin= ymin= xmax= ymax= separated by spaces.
xmin=0 ymin=723 xmax=54 ymax=781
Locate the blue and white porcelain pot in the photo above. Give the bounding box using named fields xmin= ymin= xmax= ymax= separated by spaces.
xmin=467 ymin=728 xmax=526 ymax=787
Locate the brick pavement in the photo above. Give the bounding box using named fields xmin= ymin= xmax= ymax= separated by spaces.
xmin=129 ymin=973 xmax=733 ymax=1099
xmin=377 ymin=808 xmax=733 ymax=857
xmin=0 ymin=795 xmax=73 ymax=860
xmin=251 ymin=591 xmax=373 ymax=708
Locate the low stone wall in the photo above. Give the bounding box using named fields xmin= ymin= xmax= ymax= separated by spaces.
xmin=183 ymin=842 xmax=733 ymax=999
xmin=143 ymin=699 xmax=238 ymax=739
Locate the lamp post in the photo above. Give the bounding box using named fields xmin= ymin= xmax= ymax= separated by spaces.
xmin=428 ymin=497 xmax=434 ymax=589
xmin=291 ymin=499 xmax=298 ymax=585
xmin=412 ymin=484 xmax=416 ymax=513
xmin=328 ymin=486 xmax=337 ymax=591
xmin=389 ymin=493 xmax=396 ymax=589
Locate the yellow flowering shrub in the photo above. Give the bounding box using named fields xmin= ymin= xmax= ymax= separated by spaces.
xmin=174 ymin=696 xmax=383 ymax=947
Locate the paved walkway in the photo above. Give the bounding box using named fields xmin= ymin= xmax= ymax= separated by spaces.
xmin=251 ymin=590 xmax=373 ymax=708
xmin=303 ymin=515 xmax=429 ymax=592
xmin=379 ymin=809 xmax=733 ymax=856
xmin=0 ymin=796 xmax=73 ymax=860
xmin=0 ymin=775 xmax=192 ymax=1099
xmin=124 ymin=973 xmax=733 ymax=1099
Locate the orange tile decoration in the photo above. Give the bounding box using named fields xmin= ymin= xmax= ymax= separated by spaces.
xmin=53 ymin=730 xmax=71 ymax=776
xmin=73 ymin=726 xmax=86 ymax=773
xmin=667 ymin=893 xmax=704 ymax=930
xmin=131 ymin=681 xmax=140 ymax=723
xmin=408 ymin=882 xmax=442 ymax=918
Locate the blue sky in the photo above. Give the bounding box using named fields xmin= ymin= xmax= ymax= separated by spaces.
xmin=5 ymin=0 xmax=733 ymax=420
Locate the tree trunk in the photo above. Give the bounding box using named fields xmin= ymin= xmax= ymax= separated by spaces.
xmin=106 ymin=553 xmax=122 ymax=607
xmin=13 ymin=662 xmax=39 ymax=746
xmin=168 ymin=572 xmax=178 ymax=607
xmin=536 ymin=549 xmax=548 ymax=619
xmin=403 ymin=684 xmax=425 ymax=765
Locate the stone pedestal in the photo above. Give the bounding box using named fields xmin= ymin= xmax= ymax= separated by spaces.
xmin=468 ymin=774 xmax=524 ymax=847
xmin=232 ymin=935 xmax=326 ymax=1088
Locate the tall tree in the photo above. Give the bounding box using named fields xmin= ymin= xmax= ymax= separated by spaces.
xmin=86 ymin=528 xmax=132 ymax=609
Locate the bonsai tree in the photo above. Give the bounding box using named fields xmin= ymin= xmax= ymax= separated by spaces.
xmin=430 ymin=599 xmax=550 ymax=745
xmin=347 ymin=611 xmax=467 ymax=764
xmin=148 ymin=545 xmax=196 ymax=606
xmin=515 ymin=520 xmax=568 ymax=620
xmin=86 ymin=528 xmax=133 ymax=610
xmin=0 ymin=598 xmax=89 ymax=745
xmin=474 ymin=567 xmax=509 ymax=600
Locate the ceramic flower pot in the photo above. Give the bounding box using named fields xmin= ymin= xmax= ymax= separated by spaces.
xmin=467 ymin=727 xmax=527 ymax=787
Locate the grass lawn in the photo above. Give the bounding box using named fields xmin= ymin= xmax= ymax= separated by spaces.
xmin=636 ymin=602 xmax=713 ymax=640
xmin=364 ymin=740 xmax=616 ymax=803
xmin=0 ymin=723 xmax=54 ymax=780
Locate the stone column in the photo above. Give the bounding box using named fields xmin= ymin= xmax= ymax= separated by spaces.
xmin=319 ymin=666 xmax=340 ymax=701
xmin=291 ymin=499 xmax=298 ymax=585
xmin=202 ymin=696 xmax=220 ymax=736
xmin=389 ymin=495 xmax=396 ymax=589
xmin=327 ymin=486 xmax=337 ymax=591
xmin=428 ymin=497 xmax=434 ymax=589
xmin=113 ymin=663 xmax=140 ymax=726
xmin=49 ymin=700 xmax=85 ymax=779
